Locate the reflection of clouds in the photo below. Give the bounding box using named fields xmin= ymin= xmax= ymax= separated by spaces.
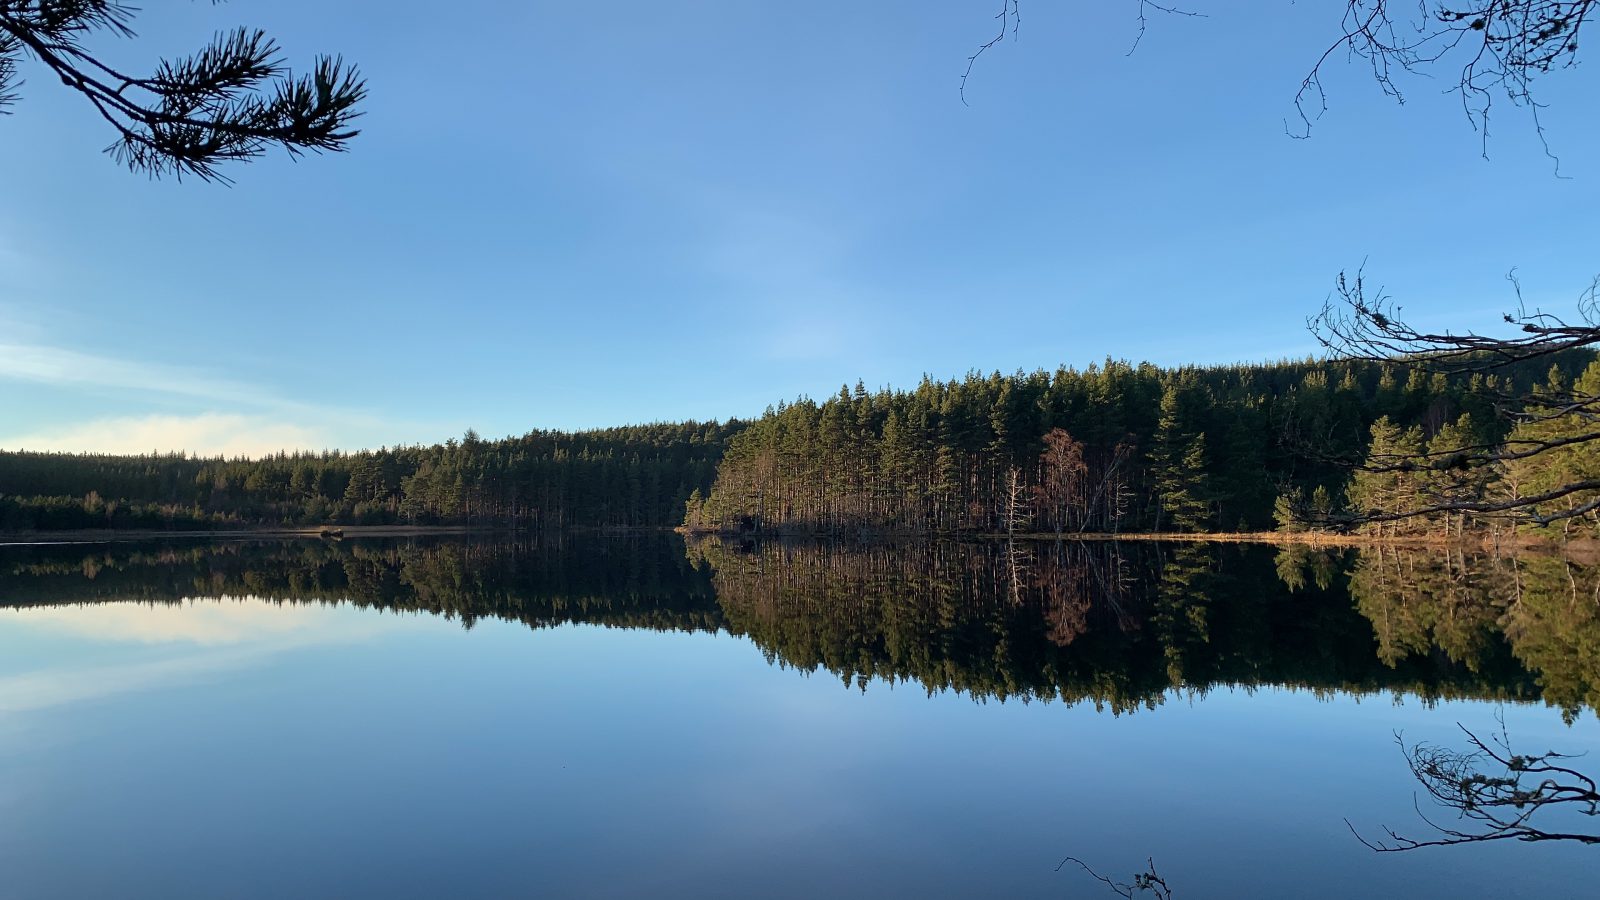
xmin=0 ymin=598 xmax=418 ymax=715
xmin=0 ymin=646 xmax=277 ymax=715
xmin=6 ymin=597 xmax=362 ymax=646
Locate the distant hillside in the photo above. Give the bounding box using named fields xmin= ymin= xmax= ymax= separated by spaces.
xmin=0 ymin=421 xmax=741 ymax=532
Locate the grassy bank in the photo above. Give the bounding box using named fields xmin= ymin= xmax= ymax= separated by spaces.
xmin=679 ymin=525 xmax=1599 ymax=559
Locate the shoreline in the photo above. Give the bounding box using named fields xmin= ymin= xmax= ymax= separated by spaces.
xmin=5 ymin=524 xmax=1594 ymax=561
xmin=678 ymin=526 xmax=1600 ymax=557
xmin=0 ymin=524 xmax=504 ymax=547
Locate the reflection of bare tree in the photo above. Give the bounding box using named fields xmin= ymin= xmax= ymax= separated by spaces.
xmin=1040 ymin=550 xmax=1092 ymax=646
xmin=1058 ymin=856 xmax=1173 ymax=899
xmin=1004 ymin=538 xmax=1030 ymax=607
xmin=1351 ymin=715 xmax=1600 ymax=851
xmin=690 ymin=537 xmax=1181 ymax=707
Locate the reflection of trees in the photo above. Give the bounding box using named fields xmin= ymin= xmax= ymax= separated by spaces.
xmin=1501 ymin=556 xmax=1600 ymax=721
xmin=5 ymin=537 xmax=1596 ymax=716
xmin=722 ymin=538 xmax=1174 ymax=708
xmin=1153 ymin=544 xmax=1214 ymax=687
xmin=1347 ymin=546 xmax=1513 ymax=670
xmin=690 ymin=538 xmax=1550 ymax=711
xmin=0 ymin=537 xmax=722 ymax=634
xmin=1341 ymin=546 xmax=1600 ymax=720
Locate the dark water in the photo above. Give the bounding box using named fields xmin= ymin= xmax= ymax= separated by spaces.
xmin=1 ymin=536 xmax=1596 ymax=898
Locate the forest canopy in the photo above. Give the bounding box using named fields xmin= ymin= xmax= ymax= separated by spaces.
xmin=6 ymin=353 xmax=1594 ymax=539
xmin=690 ymin=353 xmax=1599 ymax=539
xmin=0 ymin=421 xmax=737 ymax=532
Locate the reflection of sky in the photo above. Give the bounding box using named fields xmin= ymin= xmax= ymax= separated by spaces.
xmin=10 ymin=598 xmax=372 ymax=645
xmin=2 ymin=601 xmax=1597 ymax=899
xmin=0 ymin=598 xmax=420 ymax=714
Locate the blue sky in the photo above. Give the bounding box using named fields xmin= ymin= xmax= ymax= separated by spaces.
xmin=2 ymin=1 xmax=1597 ymax=455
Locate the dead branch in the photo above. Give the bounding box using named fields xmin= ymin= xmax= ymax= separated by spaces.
xmin=1059 ymin=855 xmax=1175 ymax=899
xmin=1350 ymin=714 xmax=1600 ymax=851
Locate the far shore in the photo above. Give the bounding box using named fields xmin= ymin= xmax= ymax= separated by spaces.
xmin=1006 ymin=530 xmax=1600 ymax=560
xmin=4 ymin=524 xmax=1595 ymax=562
xmin=0 ymin=524 xmax=501 ymax=546
xmin=678 ymin=526 xmax=1600 ymax=559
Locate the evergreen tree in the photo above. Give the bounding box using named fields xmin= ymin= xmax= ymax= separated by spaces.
xmin=1150 ymin=383 xmax=1212 ymax=531
xmin=1348 ymin=417 xmax=1425 ymax=536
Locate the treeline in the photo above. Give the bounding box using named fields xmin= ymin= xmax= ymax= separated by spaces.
xmin=689 ymin=354 xmax=1596 ymax=536
xmin=0 ymin=422 xmax=741 ymax=532
xmin=6 ymin=354 xmax=1594 ymax=537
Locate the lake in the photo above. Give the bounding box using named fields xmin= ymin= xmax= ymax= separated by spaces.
xmin=2 ymin=535 xmax=1596 ymax=898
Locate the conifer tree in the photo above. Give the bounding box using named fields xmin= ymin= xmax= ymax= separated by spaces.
xmin=0 ymin=1 xmax=366 ymax=180
xmin=1150 ymin=384 xmax=1212 ymax=531
xmin=1503 ymin=361 xmax=1600 ymax=537
xmin=1348 ymin=416 xmax=1426 ymax=536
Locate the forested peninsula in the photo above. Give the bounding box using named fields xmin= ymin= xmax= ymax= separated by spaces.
xmin=4 ymin=354 xmax=1596 ymax=540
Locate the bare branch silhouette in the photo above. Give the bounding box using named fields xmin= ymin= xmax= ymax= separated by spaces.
xmin=962 ymin=2 xmax=1206 ymax=102
xmin=1297 ymin=265 xmax=1600 ymax=530
xmin=1129 ymin=2 xmax=1205 ymax=56
xmin=1289 ymin=1 xmax=1594 ymax=167
xmin=1059 ymin=855 xmax=1175 ymax=899
xmin=954 ymin=2 xmax=1594 ymax=156
xmin=961 ymin=0 xmax=1020 ymax=106
xmin=1350 ymin=714 xmax=1600 ymax=850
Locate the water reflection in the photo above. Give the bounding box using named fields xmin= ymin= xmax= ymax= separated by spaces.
xmin=3 ymin=535 xmax=1598 ymax=898
xmin=2 ymin=535 xmax=1595 ymax=718
xmin=1345 ymin=545 xmax=1600 ymax=719
xmin=0 ymin=536 xmax=721 ymax=633
xmin=692 ymin=538 xmax=1599 ymax=716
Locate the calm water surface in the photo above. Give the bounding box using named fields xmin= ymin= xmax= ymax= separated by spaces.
xmin=1 ymin=536 xmax=1596 ymax=898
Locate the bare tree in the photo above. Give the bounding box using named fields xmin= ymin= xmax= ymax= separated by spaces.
xmin=1036 ymin=427 xmax=1088 ymax=535
xmin=1002 ymin=465 xmax=1032 ymax=536
xmin=0 ymin=1 xmax=365 ymax=181
xmin=1350 ymin=716 xmax=1600 ymax=850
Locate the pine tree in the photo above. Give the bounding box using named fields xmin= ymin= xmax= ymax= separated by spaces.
xmin=1151 ymin=384 xmax=1212 ymax=531
xmin=1503 ymin=361 xmax=1600 ymax=537
xmin=1348 ymin=416 xmax=1425 ymax=536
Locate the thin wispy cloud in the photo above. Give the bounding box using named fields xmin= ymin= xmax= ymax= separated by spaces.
xmin=0 ymin=340 xmax=302 ymax=412
xmin=698 ymin=205 xmax=887 ymax=364
xmin=0 ymin=210 xmax=47 ymax=271
xmin=703 ymin=207 xmax=856 ymax=286
xmin=0 ymin=337 xmax=408 ymax=454
xmin=0 ymin=413 xmax=330 ymax=457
